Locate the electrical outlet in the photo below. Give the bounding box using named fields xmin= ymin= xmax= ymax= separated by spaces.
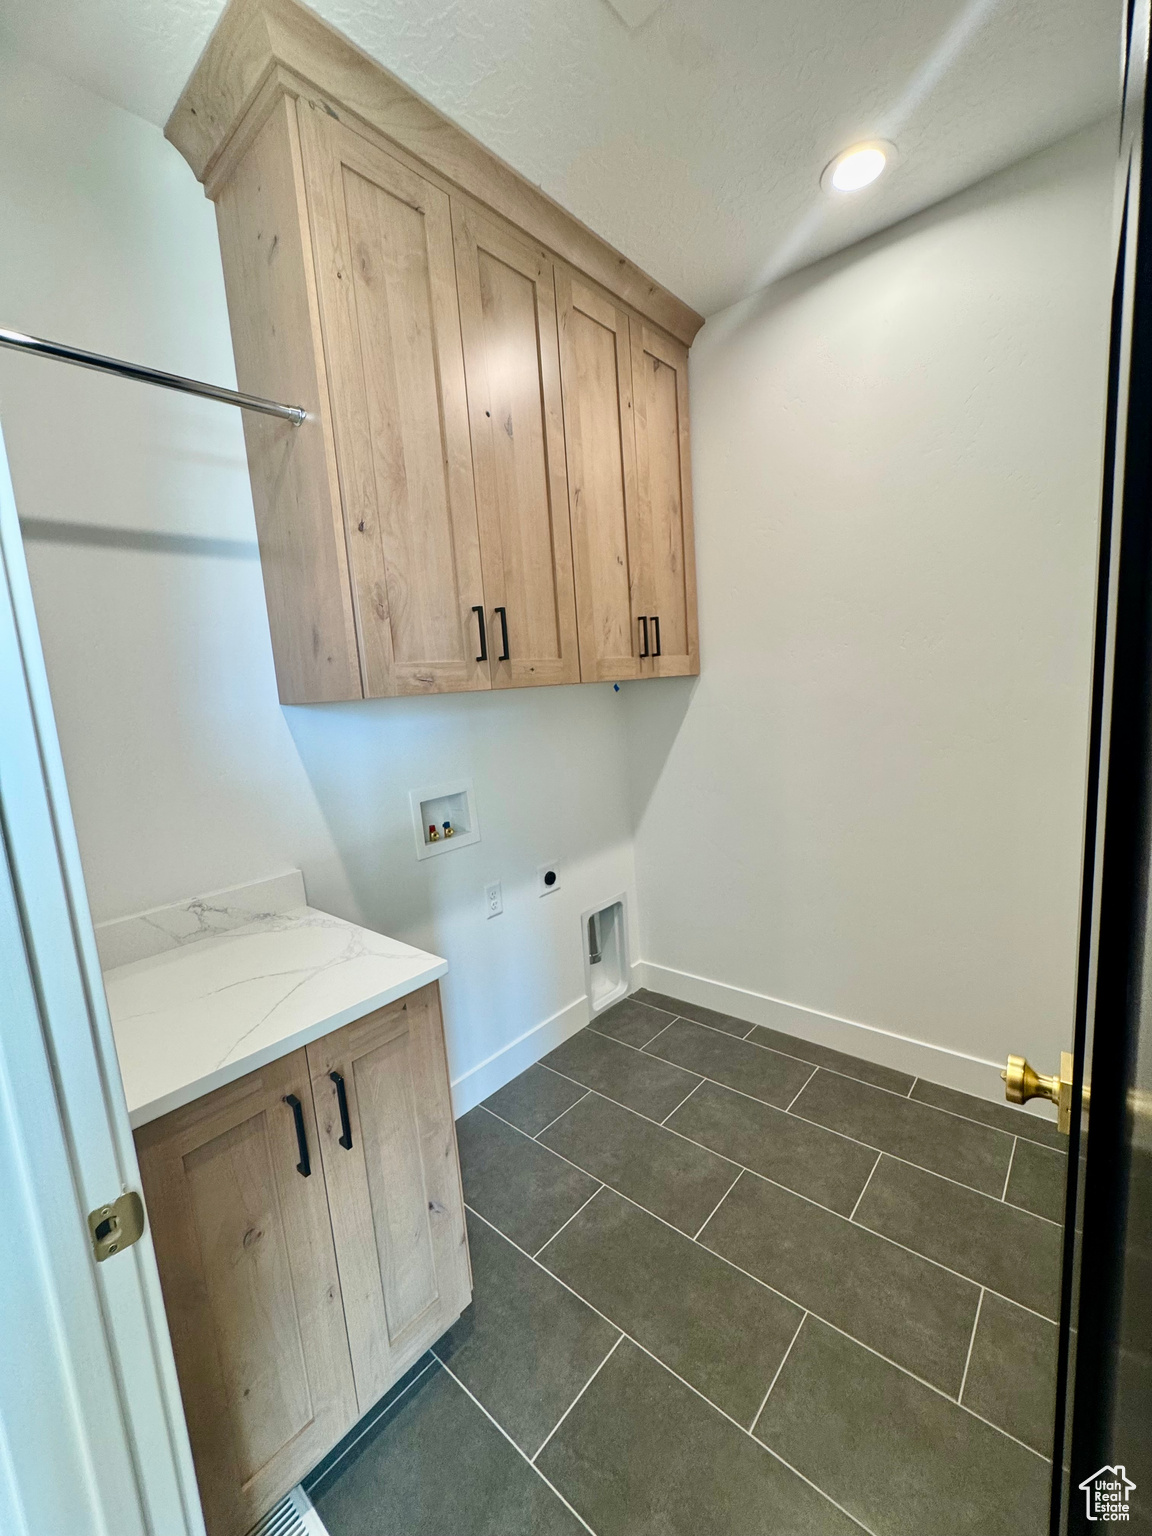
xmin=537 ymin=861 xmax=560 ymax=897
xmin=485 ymin=880 xmax=503 ymax=918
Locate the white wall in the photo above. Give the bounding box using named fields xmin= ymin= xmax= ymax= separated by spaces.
xmin=0 ymin=47 xmax=637 ymax=1113
xmin=627 ymin=122 xmax=1117 ymax=1095
xmin=0 ymin=36 xmax=1119 ymax=1109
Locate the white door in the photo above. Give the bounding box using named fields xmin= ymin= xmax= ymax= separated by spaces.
xmin=0 ymin=424 xmax=204 ymax=1536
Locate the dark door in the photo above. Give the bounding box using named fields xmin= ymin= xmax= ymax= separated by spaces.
xmin=1052 ymin=5 xmax=1152 ymax=1530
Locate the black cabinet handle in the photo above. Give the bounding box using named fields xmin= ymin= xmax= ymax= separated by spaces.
xmin=495 ymin=606 xmax=510 ymax=661
xmin=283 ymin=1094 xmax=311 ymax=1177
xmin=651 ymin=615 xmax=661 ymax=657
xmin=329 ymin=1071 xmax=353 ymax=1150
xmin=638 ymin=616 xmax=649 ymax=657
xmin=473 ymin=605 xmax=487 ymax=662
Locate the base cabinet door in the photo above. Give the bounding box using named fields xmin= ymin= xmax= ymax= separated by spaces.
xmin=631 ymin=321 xmax=700 ymax=678
xmin=135 ymin=1051 xmax=358 ymax=1536
xmin=307 ymin=983 xmax=472 ymax=1411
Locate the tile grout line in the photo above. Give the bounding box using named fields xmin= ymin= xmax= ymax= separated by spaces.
xmin=589 ymin=1018 xmax=678 ymax=1056
xmin=692 ymin=1168 xmax=745 ymax=1240
xmin=749 ymin=1311 xmax=807 ymax=1433
xmin=847 ymin=1151 xmax=883 ymax=1222
xmin=513 ymin=1081 xmax=1062 ymax=1296
xmin=434 ymin=1356 xmax=600 ymax=1536
xmin=532 ymin=1089 xmax=592 ymax=1141
xmin=783 ymin=1106 xmax=1063 ymax=1225
xmin=462 ymin=1197 xmax=1053 ymax=1464
xmin=598 ymin=1001 xmax=1065 ymax=1151
xmin=460 ymin=1203 xmax=879 ymax=1536
xmin=553 ymin=1027 xmax=1061 ymax=1196
xmin=620 ymin=996 xmax=673 ymax=1018
xmin=477 ymin=1101 xmax=1062 ymax=1326
xmin=306 ymin=1357 xmax=438 ymax=1497
xmin=1000 ymin=1137 xmax=1018 ymax=1202
xmin=660 ymin=1076 xmax=704 ymax=1126
xmin=732 ymin=1165 xmax=1059 ymax=1327
xmin=960 ymin=1401 xmax=1052 ymax=1459
xmin=783 ymin=1065 xmax=819 ymax=1113
xmin=532 ymin=1183 xmax=605 ymax=1259
xmin=531 ymin=1334 xmax=624 ymax=1464
xmin=635 ymin=1010 xmax=928 ymax=1108
xmin=639 ymin=1019 xmax=677 ymax=1051
xmin=553 ymin=1053 xmax=811 ymax=1122
xmin=957 ymin=1288 xmax=985 ymax=1405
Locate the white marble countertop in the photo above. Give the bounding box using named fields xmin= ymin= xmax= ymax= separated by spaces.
xmin=103 ymin=888 xmax=446 ymax=1128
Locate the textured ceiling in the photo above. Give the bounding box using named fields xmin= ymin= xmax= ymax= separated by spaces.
xmin=0 ymin=0 xmax=1123 ymax=316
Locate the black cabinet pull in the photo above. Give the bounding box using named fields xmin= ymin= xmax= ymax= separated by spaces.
xmin=651 ymin=615 xmax=661 ymax=657
xmin=283 ymin=1094 xmax=311 ymax=1177
xmin=638 ymin=616 xmax=649 ymax=657
xmin=473 ymin=605 xmax=487 ymax=662
xmin=495 ymin=606 xmax=510 ymax=661
xmin=329 ymin=1071 xmax=353 ymax=1150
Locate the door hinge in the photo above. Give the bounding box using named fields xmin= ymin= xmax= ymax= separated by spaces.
xmin=88 ymin=1191 xmax=145 ymax=1262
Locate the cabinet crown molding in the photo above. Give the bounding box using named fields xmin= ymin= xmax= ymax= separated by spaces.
xmin=165 ymin=0 xmax=704 ymax=346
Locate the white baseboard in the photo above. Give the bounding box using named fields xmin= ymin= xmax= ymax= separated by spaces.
xmin=450 ymin=994 xmax=590 ymax=1117
xmin=449 ymin=959 xmax=1059 ymax=1124
xmin=635 ymin=959 xmax=1045 ymax=1114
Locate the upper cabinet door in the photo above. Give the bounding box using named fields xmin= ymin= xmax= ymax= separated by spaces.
xmin=453 ymin=202 xmax=580 ymax=688
xmin=298 ymin=103 xmax=490 ymax=696
xmin=631 ymin=321 xmax=700 ymax=678
xmin=306 ymin=984 xmax=471 ymax=1412
xmin=555 ymin=269 xmax=645 ymax=682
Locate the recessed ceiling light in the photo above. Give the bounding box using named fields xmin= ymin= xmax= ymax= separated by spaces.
xmin=821 ymin=141 xmax=897 ymax=194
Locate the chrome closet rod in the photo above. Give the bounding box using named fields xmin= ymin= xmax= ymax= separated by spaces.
xmin=0 ymin=326 xmax=307 ymax=425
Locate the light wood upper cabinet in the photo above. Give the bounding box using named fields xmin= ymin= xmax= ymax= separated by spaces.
xmin=631 ymin=321 xmax=700 ymax=678
xmin=453 ymin=202 xmax=580 ymax=688
xmin=175 ymin=0 xmax=703 ymax=701
xmin=135 ymin=1050 xmax=357 ymax=1536
xmin=556 ymin=270 xmax=645 ymax=683
xmin=305 ymin=986 xmax=471 ymax=1411
xmin=299 ymin=104 xmax=489 ymax=697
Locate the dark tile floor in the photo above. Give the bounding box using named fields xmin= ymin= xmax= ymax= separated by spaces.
xmin=305 ymin=989 xmax=1065 ymax=1536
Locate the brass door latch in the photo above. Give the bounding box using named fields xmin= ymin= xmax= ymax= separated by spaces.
xmin=1001 ymin=1051 xmax=1082 ymax=1134
xmin=88 ymin=1191 xmax=145 ymax=1262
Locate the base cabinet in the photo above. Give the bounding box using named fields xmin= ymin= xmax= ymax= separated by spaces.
xmin=136 ymin=982 xmax=469 ymax=1536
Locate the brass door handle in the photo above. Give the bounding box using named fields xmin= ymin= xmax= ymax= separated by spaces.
xmin=1001 ymin=1051 xmax=1081 ymax=1134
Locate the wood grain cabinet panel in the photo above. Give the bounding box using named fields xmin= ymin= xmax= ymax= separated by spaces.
xmin=306 ymin=984 xmax=471 ymax=1411
xmin=135 ymin=1050 xmax=357 ymax=1536
xmin=213 ymin=95 xmax=361 ymax=705
xmin=176 ymin=0 xmax=701 ymax=700
xmin=298 ymin=103 xmax=489 ymax=697
xmin=135 ymin=983 xmax=471 ymax=1536
xmin=555 ymin=269 xmax=645 ymax=682
xmin=631 ymin=321 xmax=699 ymax=678
xmin=453 ymin=202 xmax=580 ymax=688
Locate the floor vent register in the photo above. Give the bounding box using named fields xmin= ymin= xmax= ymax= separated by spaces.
xmin=245 ymin=1485 xmax=330 ymax=1536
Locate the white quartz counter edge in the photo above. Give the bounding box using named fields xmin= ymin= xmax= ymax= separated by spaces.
xmin=103 ymin=904 xmax=447 ymax=1130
